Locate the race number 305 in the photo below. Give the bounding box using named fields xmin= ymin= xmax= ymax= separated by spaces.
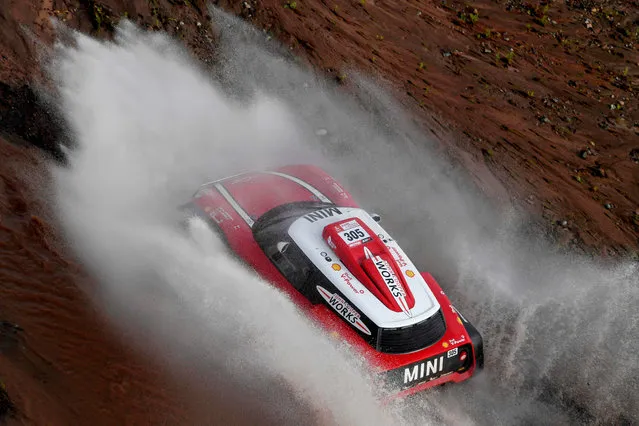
xmin=339 ymin=225 xmax=370 ymax=244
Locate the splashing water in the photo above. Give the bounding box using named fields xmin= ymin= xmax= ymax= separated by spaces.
xmin=48 ymin=20 xmax=394 ymax=426
xmin=46 ymin=7 xmax=639 ymax=425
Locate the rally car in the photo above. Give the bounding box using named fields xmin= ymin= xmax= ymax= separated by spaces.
xmin=180 ymin=164 xmax=484 ymax=398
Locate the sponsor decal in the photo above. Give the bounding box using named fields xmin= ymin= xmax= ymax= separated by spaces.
xmin=378 ymin=233 xmax=394 ymax=243
xmin=390 ymin=247 xmax=408 ymax=268
xmin=316 ymin=286 xmax=371 ymax=335
xmin=327 ymin=236 xmax=336 ymax=249
xmin=304 ymin=207 xmax=343 ymax=223
xmin=378 ymin=233 xmax=390 ymax=243
xmin=447 ymin=348 xmax=458 ymax=358
xmin=449 ymin=336 xmax=466 ymax=346
xmin=210 ymin=207 xmax=233 ymax=224
xmin=442 ymin=342 xmax=449 ymax=349
xmin=338 ymin=219 xmax=359 ymax=231
xmin=403 ymin=356 xmax=445 ymax=385
xmin=331 ymin=263 xmax=342 ymax=271
xmin=457 ymin=316 xmax=463 ymax=325
xmin=373 ymin=257 xmax=412 ymax=317
xmin=405 ymin=270 xmax=415 ymax=278
xmin=320 ymin=251 xmax=332 ymax=262
xmin=341 ymin=272 xmax=365 ymax=295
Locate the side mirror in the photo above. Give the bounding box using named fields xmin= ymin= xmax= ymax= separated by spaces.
xmin=370 ymin=212 xmax=382 ymax=222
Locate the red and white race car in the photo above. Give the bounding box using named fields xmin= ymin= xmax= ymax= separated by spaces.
xmin=180 ymin=164 xmax=484 ymax=398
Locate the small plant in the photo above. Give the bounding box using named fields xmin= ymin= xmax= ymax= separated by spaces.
xmin=496 ymin=50 xmax=515 ymax=66
xmin=477 ymin=28 xmax=493 ymax=39
xmin=482 ymin=148 xmax=494 ymax=158
xmin=375 ymin=34 xmax=384 ymax=40
xmin=418 ymin=62 xmax=426 ymax=70
xmin=528 ymin=2 xmax=552 ymax=26
xmin=527 ymin=90 xmax=535 ymax=98
xmin=90 ymin=1 xmax=104 ymax=29
xmin=284 ymin=1 xmax=297 ymax=9
xmin=458 ymin=6 xmax=479 ymax=25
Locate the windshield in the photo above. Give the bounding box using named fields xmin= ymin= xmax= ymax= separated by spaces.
xmin=252 ymin=201 xmax=336 ymax=305
xmin=252 ymin=201 xmax=335 ymax=235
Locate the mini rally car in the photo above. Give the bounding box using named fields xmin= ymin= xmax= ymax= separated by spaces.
xmin=180 ymin=165 xmax=484 ymax=398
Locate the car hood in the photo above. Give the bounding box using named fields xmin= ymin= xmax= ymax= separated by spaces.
xmin=288 ymin=207 xmax=440 ymax=328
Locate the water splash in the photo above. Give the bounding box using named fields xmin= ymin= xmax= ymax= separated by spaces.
xmin=48 ymin=20 xmax=393 ymax=426
xmin=46 ymin=7 xmax=639 ymax=425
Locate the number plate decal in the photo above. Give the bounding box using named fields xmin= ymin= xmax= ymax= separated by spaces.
xmin=338 ymin=225 xmax=371 ymax=245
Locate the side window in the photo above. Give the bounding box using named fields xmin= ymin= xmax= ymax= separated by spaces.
xmin=268 ymin=241 xmax=312 ymax=291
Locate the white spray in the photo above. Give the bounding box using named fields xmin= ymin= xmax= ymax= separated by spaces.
xmin=48 ymin=20 xmax=397 ymax=426
xmin=46 ymin=7 xmax=639 ymax=426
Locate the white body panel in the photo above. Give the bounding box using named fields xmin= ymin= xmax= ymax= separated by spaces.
xmin=288 ymin=207 xmax=440 ymax=328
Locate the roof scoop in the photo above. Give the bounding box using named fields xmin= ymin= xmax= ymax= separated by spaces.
xmin=362 ymin=254 xmax=413 ymax=318
xmin=364 ymin=246 xmax=374 ymax=260
xmin=322 ymin=217 xmax=415 ymax=316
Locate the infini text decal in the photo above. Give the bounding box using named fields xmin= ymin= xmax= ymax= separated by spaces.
xmin=403 ymin=356 xmax=444 ymax=384
xmin=374 ymin=256 xmax=412 ymax=318
xmin=304 ymin=207 xmax=342 ymax=223
xmin=316 ymin=286 xmax=371 ymax=335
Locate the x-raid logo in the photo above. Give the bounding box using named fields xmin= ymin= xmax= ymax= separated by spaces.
xmin=403 ymin=356 xmax=445 ymax=385
xmin=316 ymin=286 xmax=371 ymax=335
xmin=304 ymin=207 xmax=342 ymax=223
